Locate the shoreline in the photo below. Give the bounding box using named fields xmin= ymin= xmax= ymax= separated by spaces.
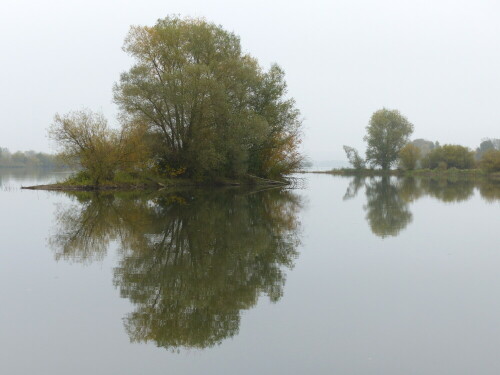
xmin=21 ymin=176 xmax=289 ymax=192
xmin=299 ymin=168 xmax=500 ymax=180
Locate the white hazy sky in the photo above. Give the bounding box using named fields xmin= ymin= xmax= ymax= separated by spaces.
xmin=1 ymin=0 xmax=499 ymax=161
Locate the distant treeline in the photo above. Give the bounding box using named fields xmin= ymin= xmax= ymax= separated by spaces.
xmin=0 ymin=147 xmax=62 ymax=169
xmin=411 ymin=138 xmax=500 ymax=161
xmin=403 ymin=138 xmax=500 ymax=171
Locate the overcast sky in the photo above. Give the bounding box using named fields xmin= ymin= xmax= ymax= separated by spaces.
xmin=1 ymin=0 xmax=499 ymax=161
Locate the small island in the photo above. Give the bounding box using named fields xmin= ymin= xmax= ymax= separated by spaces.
xmin=24 ymin=17 xmax=303 ymax=191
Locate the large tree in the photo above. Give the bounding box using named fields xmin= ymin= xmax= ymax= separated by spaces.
xmin=113 ymin=16 xmax=302 ymax=180
xmin=364 ymin=108 xmax=414 ymax=170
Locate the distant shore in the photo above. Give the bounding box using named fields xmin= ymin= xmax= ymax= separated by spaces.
xmin=300 ymin=168 xmax=500 ymax=180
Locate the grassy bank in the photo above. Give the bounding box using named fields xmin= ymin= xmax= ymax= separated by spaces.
xmin=21 ymin=170 xmax=289 ymax=191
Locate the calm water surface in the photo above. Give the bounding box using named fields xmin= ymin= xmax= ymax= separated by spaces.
xmin=1 ymin=170 xmax=500 ymax=374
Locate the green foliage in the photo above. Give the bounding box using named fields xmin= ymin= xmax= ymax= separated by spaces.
xmin=343 ymin=145 xmax=365 ymax=169
xmin=364 ymin=108 xmax=414 ymax=170
xmin=113 ymin=16 xmax=303 ymax=181
xmin=398 ymin=143 xmax=421 ymax=170
xmin=421 ymin=144 xmax=475 ymax=170
xmin=479 ymin=149 xmax=500 ymax=173
xmin=63 ymin=171 xmax=93 ymax=185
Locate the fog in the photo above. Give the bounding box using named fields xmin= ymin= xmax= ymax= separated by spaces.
xmin=1 ymin=0 xmax=498 ymax=161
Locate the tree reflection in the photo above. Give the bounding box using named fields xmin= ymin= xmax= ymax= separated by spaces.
xmin=343 ymin=176 xmax=500 ymax=238
xmin=343 ymin=176 xmax=365 ymax=201
xmin=419 ymin=177 xmax=475 ymax=203
xmin=364 ymin=177 xmax=413 ymax=238
xmin=49 ymin=188 xmax=301 ymax=350
xmin=478 ymin=180 xmax=500 ymax=202
xmin=49 ymin=192 xmax=155 ymax=263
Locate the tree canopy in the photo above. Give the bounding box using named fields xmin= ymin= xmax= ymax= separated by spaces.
xmin=113 ymin=16 xmax=303 ymax=180
xmin=364 ymin=108 xmax=414 ymax=170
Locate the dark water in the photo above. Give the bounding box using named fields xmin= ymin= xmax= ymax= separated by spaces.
xmin=1 ymin=171 xmax=500 ymax=374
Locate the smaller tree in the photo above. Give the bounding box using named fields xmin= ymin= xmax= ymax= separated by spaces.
xmin=364 ymin=108 xmax=414 ymax=170
xmin=399 ymin=143 xmax=421 ymax=170
xmin=343 ymin=145 xmax=366 ymax=169
xmin=49 ymin=109 xmax=148 ymax=185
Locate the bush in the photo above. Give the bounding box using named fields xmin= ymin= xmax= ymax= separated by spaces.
xmin=48 ymin=109 xmax=148 ymax=186
xmin=398 ymin=144 xmax=421 ymax=170
xmin=65 ymin=171 xmax=92 ymax=185
xmin=479 ymin=150 xmax=500 ymax=172
xmin=421 ymin=145 xmax=475 ymax=170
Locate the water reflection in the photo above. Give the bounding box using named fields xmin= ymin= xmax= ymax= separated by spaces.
xmin=478 ymin=180 xmax=500 ymax=202
xmin=420 ymin=178 xmax=475 ymax=203
xmin=0 ymin=168 xmax=71 ymax=187
xmin=364 ymin=177 xmax=413 ymax=238
xmin=344 ymin=176 xmax=500 ymax=238
xmin=49 ymin=188 xmax=302 ymax=350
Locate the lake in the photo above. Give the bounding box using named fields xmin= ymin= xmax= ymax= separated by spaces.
xmin=1 ymin=170 xmax=499 ymax=374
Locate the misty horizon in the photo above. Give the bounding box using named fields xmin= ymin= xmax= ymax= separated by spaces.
xmin=1 ymin=0 xmax=498 ymax=161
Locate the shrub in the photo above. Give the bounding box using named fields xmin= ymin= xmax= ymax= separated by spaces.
xmin=421 ymin=145 xmax=475 ymax=170
xmin=398 ymin=144 xmax=421 ymax=170
xmin=479 ymin=150 xmax=500 ymax=173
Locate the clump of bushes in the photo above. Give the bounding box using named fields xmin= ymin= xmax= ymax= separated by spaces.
xmin=421 ymin=145 xmax=475 ymax=170
xmin=63 ymin=170 xmax=93 ymax=185
xmin=479 ymin=150 xmax=500 ymax=173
